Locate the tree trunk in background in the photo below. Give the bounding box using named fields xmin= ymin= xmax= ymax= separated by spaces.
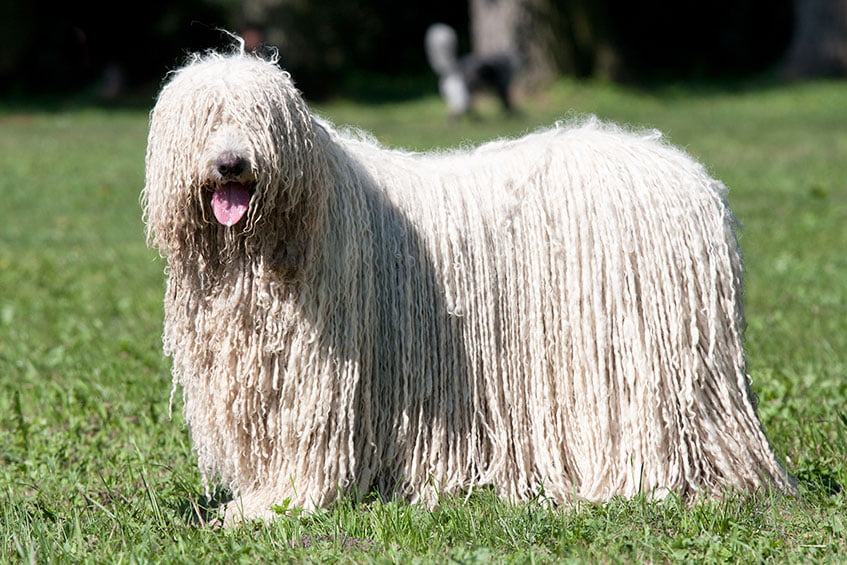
xmin=469 ymin=0 xmax=558 ymax=90
xmin=470 ymin=0 xmax=622 ymax=89
xmin=545 ymin=0 xmax=621 ymax=81
xmin=783 ymin=0 xmax=847 ymax=77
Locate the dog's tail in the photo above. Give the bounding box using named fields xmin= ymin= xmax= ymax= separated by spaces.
xmin=425 ymin=23 xmax=460 ymax=76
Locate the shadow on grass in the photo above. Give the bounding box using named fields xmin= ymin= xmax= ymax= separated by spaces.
xmin=0 ymin=69 xmax=437 ymax=115
xmin=3 ymin=65 xmax=821 ymax=116
xmin=796 ymin=460 xmax=843 ymax=498
xmin=0 ymin=86 xmax=160 ymax=114
xmin=176 ymin=485 xmax=231 ymax=527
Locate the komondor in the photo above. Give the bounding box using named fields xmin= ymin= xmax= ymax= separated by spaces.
xmin=143 ymin=46 xmax=794 ymax=524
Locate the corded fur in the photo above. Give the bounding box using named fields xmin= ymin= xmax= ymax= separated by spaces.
xmin=143 ymin=48 xmax=795 ymax=524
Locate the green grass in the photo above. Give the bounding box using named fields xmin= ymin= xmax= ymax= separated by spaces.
xmin=1 ymin=77 xmax=846 ymax=563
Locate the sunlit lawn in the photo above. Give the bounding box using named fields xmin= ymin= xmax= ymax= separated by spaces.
xmin=1 ymin=75 xmax=845 ymax=562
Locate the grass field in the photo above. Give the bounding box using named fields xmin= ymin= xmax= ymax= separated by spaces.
xmin=1 ymin=76 xmax=846 ymax=563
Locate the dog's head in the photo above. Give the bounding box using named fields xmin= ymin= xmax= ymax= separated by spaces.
xmin=143 ymin=48 xmax=326 ymax=273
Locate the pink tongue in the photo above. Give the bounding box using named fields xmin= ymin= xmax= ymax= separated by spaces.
xmin=211 ymin=183 xmax=251 ymax=226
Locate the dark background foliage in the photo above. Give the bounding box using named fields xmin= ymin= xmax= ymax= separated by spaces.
xmin=0 ymin=0 xmax=807 ymax=100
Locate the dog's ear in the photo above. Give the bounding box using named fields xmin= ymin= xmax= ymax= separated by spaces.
xmin=248 ymin=189 xmax=317 ymax=279
xmin=272 ymin=238 xmax=307 ymax=279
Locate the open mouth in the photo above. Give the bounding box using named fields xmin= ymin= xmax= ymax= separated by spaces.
xmin=211 ymin=182 xmax=254 ymax=226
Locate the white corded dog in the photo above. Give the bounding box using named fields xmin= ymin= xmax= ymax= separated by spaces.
xmin=143 ymin=44 xmax=794 ymax=524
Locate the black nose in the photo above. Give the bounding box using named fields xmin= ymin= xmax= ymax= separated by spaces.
xmin=215 ymin=154 xmax=247 ymax=177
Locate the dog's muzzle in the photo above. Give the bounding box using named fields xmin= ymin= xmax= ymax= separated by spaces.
xmin=210 ymin=153 xmax=255 ymax=226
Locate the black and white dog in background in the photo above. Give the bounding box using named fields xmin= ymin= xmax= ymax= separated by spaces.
xmin=425 ymin=23 xmax=521 ymax=119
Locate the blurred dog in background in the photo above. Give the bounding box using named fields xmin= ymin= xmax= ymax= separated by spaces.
xmin=425 ymin=23 xmax=521 ymax=119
